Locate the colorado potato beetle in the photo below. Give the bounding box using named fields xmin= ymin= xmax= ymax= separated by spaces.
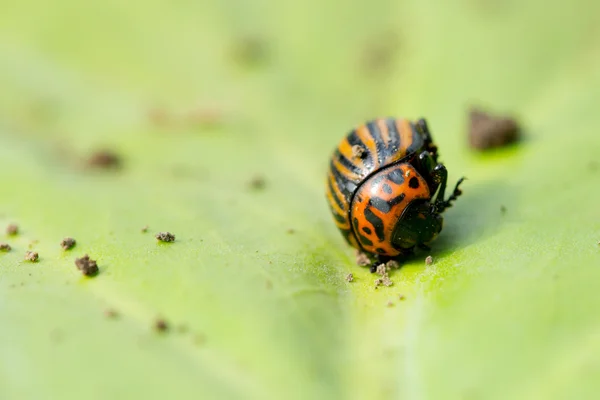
xmin=325 ymin=118 xmax=464 ymax=271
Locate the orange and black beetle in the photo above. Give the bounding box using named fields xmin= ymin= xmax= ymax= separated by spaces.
xmin=326 ymin=118 xmax=464 ymax=271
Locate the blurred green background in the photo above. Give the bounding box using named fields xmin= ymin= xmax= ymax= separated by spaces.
xmin=1 ymin=0 xmax=600 ymax=399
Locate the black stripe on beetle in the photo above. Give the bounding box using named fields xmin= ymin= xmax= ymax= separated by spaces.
xmin=327 ymin=175 xmax=347 ymax=210
xmin=364 ymin=207 xmax=385 ymax=242
xmin=366 ymin=121 xmax=385 ymax=164
xmin=386 ymin=119 xmax=401 ymax=150
xmin=335 ymin=150 xmax=364 ymax=176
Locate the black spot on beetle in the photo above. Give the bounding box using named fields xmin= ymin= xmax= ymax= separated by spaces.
xmin=369 ymin=197 xmax=390 ymax=213
xmin=376 ymin=248 xmax=386 ymax=253
xmin=382 ymin=183 xmax=393 ymax=194
xmin=362 ymin=226 xmax=372 ymax=235
xmin=409 ymin=177 xmax=419 ymax=189
xmin=353 ymin=217 xmax=360 ymax=227
xmin=388 ymin=169 xmax=404 ymax=184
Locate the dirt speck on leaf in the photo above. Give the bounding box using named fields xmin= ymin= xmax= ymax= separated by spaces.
xmin=87 ymin=150 xmax=121 ymax=169
xmin=194 ymin=333 xmax=206 ymax=346
xmin=361 ymin=31 xmax=400 ymax=74
xmin=355 ymin=250 xmax=371 ymax=267
xmin=398 ymin=294 xmax=406 ymax=301
xmin=60 ymin=237 xmax=76 ymax=250
xmin=232 ymin=36 xmax=268 ymax=66
xmin=385 ymin=260 xmax=400 ymax=270
xmin=286 ymin=228 xmax=295 ymax=234
xmin=375 ymin=275 xmax=393 ymax=288
xmin=24 ymin=251 xmax=39 ymax=262
xmin=6 ymin=224 xmax=18 ymax=236
xmin=155 ymin=232 xmax=175 ymax=243
xmin=376 ymin=264 xmax=388 ymax=276
xmin=75 ymin=255 xmax=99 ymax=276
xmin=148 ymin=106 xmax=171 ymax=127
xmin=141 ymin=225 xmax=149 ymax=233
xmin=186 ymin=107 xmax=225 ymax=128
xmin=386 ymin=300 xmax=394 ymax=307
xmin=425 ymin=255 xmax=433 ymax=265
xmin=345 ymin=273 xmax=354 ymax=282
xmin=249 ymin=176 xmax=266 ymax=190
xmin=0 ymin=243 xmax=11 ymax=252
xmin=469 ymin=107 xmax=520 ymax=150
xmin=104 ymin=309 xmax=119 ymax=319
xmin=154 ymin=319 xmax=169 ymax=333
xmin=500 ymin=205 xmax=507 ymax=214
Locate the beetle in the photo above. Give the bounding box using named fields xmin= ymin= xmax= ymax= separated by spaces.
xmin=325 ymin=118 xmax=464 ymax=271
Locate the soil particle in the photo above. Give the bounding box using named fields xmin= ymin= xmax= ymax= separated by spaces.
xmin=193 ymin=333 xmax=206 ymax=346
xmin=355 ymin=250 xmax=371 ymax=267
xmin=382 ymin=275 xmax=393 ymax=287
xmin=6 ymin=224 xmax=18 ymax=236
xmin=398 ymin=294 xmax=406 ymax=301
xmin=351 ymin=145 xmax=365 ymax=159
xmin=155 ymin=232 xmax=175 ymax=242
xmin=375 ymin=275 xmax=393 ymax=288
xmin=425 ymin=256 xmax=433 ymax=265
xmin=24 ymin=251 xmax=39 ymax=262
xmin=75 ymin=255 xmax=99 ymax=276
xmin=104 ymin=309 xmax=119 ymax=319
xmin=141 ymin=225 xmax=149 ymax=233
xmin=186 ymin=107 xmax=224 ymax=128
xmin=286 ymin=228 xmax=295 ymax=234
xmin=361 ymin=31 xmax=400 ymax=74
xmin=87 ymin=150 xmax=121 ymax=169
xmin=386 ymin=300 xmax=394 ymax=307
xmin=468 ymin=108 xmax=520 ymax=150
xmin=385 ymin=260 xmax=400 ymax=270
xmin=154 ymin=319 xmax=169 ymax=332
xmin=345 ymin=273 xmax=354 ymax=282
xmin=0 ymin=243 xmax=11 ymax=252
xmin=376 ymin=263 xmax=388 ymax=276
xmin=233 ymin=36 xmax=268 ymax=65
xmin=249 ymin=176 xmax=266 ymax=190
xmin=148 ymin=106 xmax=171 ymax=126
xmin=60 ymin=237 xmax=76 ymax=250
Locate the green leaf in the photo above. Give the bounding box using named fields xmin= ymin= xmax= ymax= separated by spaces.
xmin=1 ymin=0 xmax=600 ymax=399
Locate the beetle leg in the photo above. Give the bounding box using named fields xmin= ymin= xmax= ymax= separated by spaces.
xmin=430 ymin=163 xmax=465 ymax=211
xmin=441 ymin=177 xmax=465 ymax=209
xmin=430 ymin=164 xmax=448 ymax=211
